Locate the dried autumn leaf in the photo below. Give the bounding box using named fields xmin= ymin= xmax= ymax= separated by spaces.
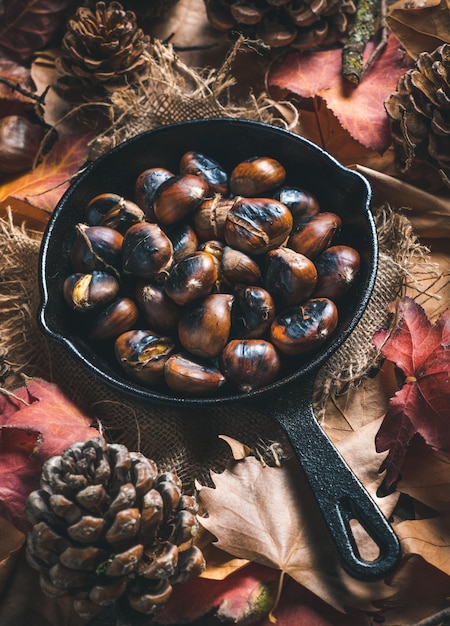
xmin=0 ymin=377 xmax=99 ymax=533
xmin=0 ymin=131 xmax=94 ymax=213
xmin=373 ymin=297 xmax=450 ymax=489
xmin=0 ymin=0 xmax=77 ymax=62
xmin=268 ymin=34 xmax=413 ymax=153
xmin=373 ymin=554 xmax=450 ymax=625
xmin=354 ymin=165 xmax=450 ymax=238
xmin=395 ymin=512 xmax=450 ymax=577
xmin=387 ymin=0 xmax=450 ymax=61
xmin=397 ymin=436 xmax=450 ymax=512
xmin=197 ymin=445 xmax=396 ymax=612
xmin=155 ymin=562 xmax=279 ymax=625
xmin=253 ymin=576 xmax=374 ymax=626
xmin=0 ymin=517 xmax=24 ymax=597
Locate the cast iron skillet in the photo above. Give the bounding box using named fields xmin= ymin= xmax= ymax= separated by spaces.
xmin=38 ymin=119 xmax=401 ymax=582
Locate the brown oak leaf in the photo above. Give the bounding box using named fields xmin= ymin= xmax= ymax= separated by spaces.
xmin=0 ymin=377 xmax=99 ymax=533
xmin=268 ymin=33 xmax=413 ymax=153
xmin=0 ymin=131 xmax=94 ymax=213
xmin=373 ymin=297 xmax=450 ymax=489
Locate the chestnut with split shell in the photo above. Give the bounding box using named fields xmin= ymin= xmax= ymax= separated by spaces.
xmin=39 ymin=119 xmax=400 ymax=583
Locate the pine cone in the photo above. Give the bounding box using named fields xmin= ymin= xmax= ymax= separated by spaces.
xmin=204 ymin=0 xmax=356 ymax=50
xmin=25 ymin=437 xmax=205 ymax=623
xmin=385 ymin=43 xmax=450 ymax=190
xmin=55 ymin=1 xmax=152 ymax=104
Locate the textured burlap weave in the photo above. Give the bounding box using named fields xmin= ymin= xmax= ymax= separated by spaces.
xmin=0 ymin=39 xmax=435 ymax=489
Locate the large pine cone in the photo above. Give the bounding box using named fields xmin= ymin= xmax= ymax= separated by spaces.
xmin=205 ymin=0 xmax=356 ymax=50
xmin=55 ymin=1 xmax=152 ymax=103
xmin=25 ymin=437 xmax=205 ymax=623
xmin=385 ymin=43 xmax=450 ymax=191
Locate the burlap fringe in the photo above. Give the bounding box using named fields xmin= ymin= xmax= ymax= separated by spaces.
xmin=88 ymin=37 xmax=298 ymax=159
xmin=0 ymin=209 xmax=47 ymax=386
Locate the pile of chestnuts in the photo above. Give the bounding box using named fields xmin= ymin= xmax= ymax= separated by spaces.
xmin=63 ymin=151 xmax=361 ymax=396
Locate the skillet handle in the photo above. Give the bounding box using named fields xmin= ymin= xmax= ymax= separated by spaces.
xmin=264 ymin=375 xmax=401 ymax=581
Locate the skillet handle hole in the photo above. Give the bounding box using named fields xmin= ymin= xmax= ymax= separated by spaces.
xmin=349 ymin=518 xmax=381 ymax=562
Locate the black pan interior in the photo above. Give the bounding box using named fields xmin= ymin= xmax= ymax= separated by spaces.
xmin=38 ymin=119 xmax=377 ymax=406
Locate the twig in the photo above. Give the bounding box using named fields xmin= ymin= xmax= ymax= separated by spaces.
xmin=342 ymin=0 xmax=387 ymax=84
xmin=0 ymin=76 xmax=50 ymax=106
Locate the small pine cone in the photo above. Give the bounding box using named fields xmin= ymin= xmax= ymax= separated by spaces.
xmin=55 ymin=1 xmax=152 ymax=104
xmin=25 ymin=437 xmax=205 ymax=623
xmin=204 ymin=0 xmax=356 ymax=50
xmin=385 ymin=43 xmax=450 ymax=190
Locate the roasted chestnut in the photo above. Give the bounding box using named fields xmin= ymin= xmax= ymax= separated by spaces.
xmin=115 ymin=330 xmax=176 ymax=385
xmin=221 ymin=246 xmax=261 ymax=286
xmin=63 ymin=271 xmax=120 ymax=312
xmin=219 ymin=339 xmax=281 ymax=392
xmin=230 ymin=157 xmax=286 ymax=196
xmin=179 ymin=151 xmax=229 ymax=195
xmin=135 ymin=282 xmax=181 ymax=333
xmin=193 ymin=195 xmax=234 ymax=241
xmin=198 ymin=240 xmax=225 ymax=261
xmin=153 ymin=174 xmax=209 ymax=225
xmin=178 ymin=293 xmax=233 ymax=358
xmin=70 ymin=224 xmax=124 ymax=276
xmin=224 ymin=197 xmax=293 ymax=255
xmin=164 ymin=353 xmax=226 ymax=396
xmin=90 ymin=297 xmax=139 ymax=341
xmin=134 ymin=167 xmax=174 ymax=221
xmin=287 ymin=212 xmax=342 ymax=259
xmin=99 ymin=198 xmax=145 ymax=234
xmin=84 ymin=193 xmax=125 ymax=226
xmin=166 ymin=223 xmax=199 ymax=263
xmin=270 ymin=298 xmax=338 ymax=355
xmin=0 ymin=115 xmax=45 ymax=175
xmin=121 ymin=222 xmax=174 ymax=280
xmin=232 ymin=285 xmax=275 ymax=338
xmin=273 ymin=186 xmax=320 ymax=219
xmin=264 ymin=247 xmax=318 ymax=307
xmin=312 ymin=245 xmax=361 ymax=300
xmin=164 ymin=251 xmax=219 ymax=306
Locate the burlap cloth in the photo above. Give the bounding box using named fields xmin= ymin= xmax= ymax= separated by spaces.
xmin=0 ymin=40 xmax=433 ymax=490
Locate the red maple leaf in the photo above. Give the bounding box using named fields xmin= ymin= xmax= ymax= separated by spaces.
xmin=268 ymin=33 xmax=413 ymax=153
xmin=0 ymin=377 xmax=100 ymax=533
xmin=155 ymin=563 xmax=372 ymax=625
xmin=373 ymin=298 xmax=450 ymax=489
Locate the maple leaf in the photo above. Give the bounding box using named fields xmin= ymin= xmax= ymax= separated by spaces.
xmin=373 ymin=297 xmax=450 ymax=489
xmin=0 ymin=377 xmax=99 ymax=533
xmin=0 ymin=131 xmax=94 ymax=213
xmin=267 ymin=33 xmax=413 ymax=153
xmin=197 ymin=446 xmax=395 ymax=612
xmin=0 ymin=0 xmax=77 ymax=62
